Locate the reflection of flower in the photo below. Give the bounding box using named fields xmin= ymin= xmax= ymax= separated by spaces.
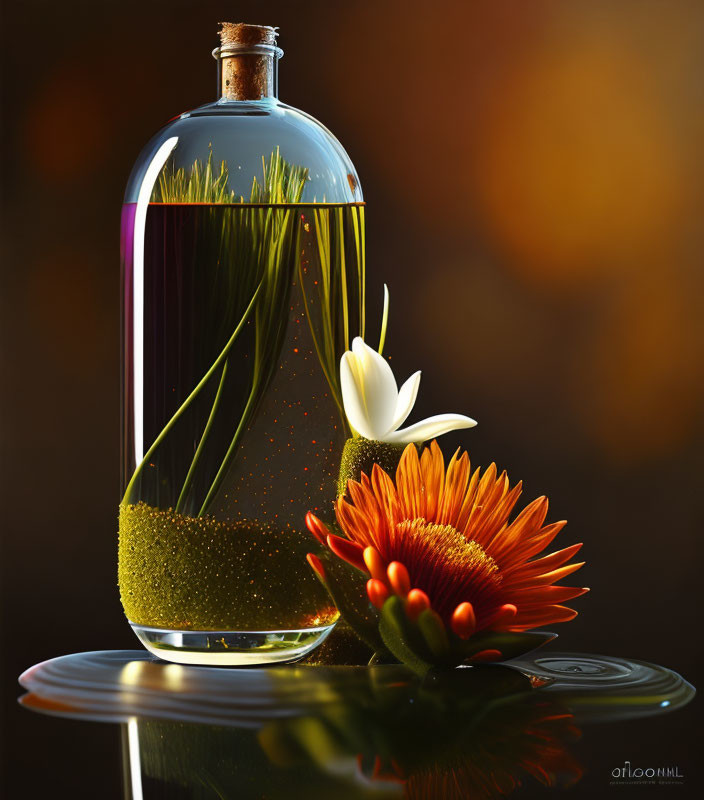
xmin=381 ymin=706 xmax=583 ymax=800
xmin=259 ymin=665 xmax=583 ymax=800
xmin=340 ymin=337 xmax=476 ymax=444
xmin=307 ymin=441 xmax=587 ymax=668
xmin=399 ymin=707 xmax=582 ymax=800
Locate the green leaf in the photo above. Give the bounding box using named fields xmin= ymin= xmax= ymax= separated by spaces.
xmin=314 ymin=553 xmax=387 ymax=655
xmin=417 ymin=609 xmax=450 ymax=659
xmin=378 ymin=596 xmax=434 ymax=675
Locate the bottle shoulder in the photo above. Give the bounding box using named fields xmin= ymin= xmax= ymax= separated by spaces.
xmin=124 ymin=100 xmax=362 ymax=204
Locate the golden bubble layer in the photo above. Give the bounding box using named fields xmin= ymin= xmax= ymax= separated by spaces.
xmin=118 ymin=502 xmax=338 ymax=630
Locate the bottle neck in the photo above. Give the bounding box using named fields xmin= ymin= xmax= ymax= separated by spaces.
xmin=216 ymin=49 xmax=279 ymax=101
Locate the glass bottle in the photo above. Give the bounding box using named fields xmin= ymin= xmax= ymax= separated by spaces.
xmin=118 ymin=23 xmax=365 ymax=665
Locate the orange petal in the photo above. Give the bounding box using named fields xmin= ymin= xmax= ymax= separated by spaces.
xmin=327 ymin=533 xmax=366 ymax=572
xmin=516 ymin=561 xmax=586 ymax=589
xmin=387 ymin=561 xmax=411 ymax=597
xmin=503 ymin=543 xmax=583 ymax=580
xmin=438 ymin=449 xmax=470 ymax=525
xmin=395 ymin=444 xmax=424 ymax=519
xmin=306 ymin=553 xmax=326 ymax=581
xmin=513 ymin=604 xmax=579 ymax=628
xmin=506 ymin=585 xmax=589 ymax=606
xmin=335 ymin=497 xmax=375 ymax=547
xmin=305 ymin=512 xmax=330 ymax=546
xmin=420 ymin=441 xmax=445 ymax=519
xmin=500 ymin=521 xmax=567 ymax=567
xmin=451 ymin=602 xmax=476 ymax=639
xmin=347 ymin=479 xmax=378 ymax=520
xmin=371 ymin=464 xmax=401 ymax=523
xmin=405 ymin=588 xmax=431 ymax=620
xmin=367 ymin=578 xmax=389 ymax=610
xmin=471 ymin=479 xmax=523 ymax=548
xmin=455 ymin=465 xmax=482 ymax=533
xmin=463 ymin=463 xmax=499 ymax=535
xmin=509 ymin=496 xmax=549 ymax=535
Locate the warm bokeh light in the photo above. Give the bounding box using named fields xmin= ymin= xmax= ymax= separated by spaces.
xmin=322 ymin=0 xmax=704 ymax=464
xmin=473 ymin=33 xmax=684 ymax=286
xmin=571 ymin=267 xmax=703 ymax=462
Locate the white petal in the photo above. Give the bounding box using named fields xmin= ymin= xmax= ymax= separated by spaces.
xmin=388 ymin=371 xmax=421 ymax=433
xmin=349 ymin=337 xmax=398 ymax=438
xmin=382 ymin=414 xmax=477 ymax=445
xmin=340 ymin=352 xmax=376 ymax=439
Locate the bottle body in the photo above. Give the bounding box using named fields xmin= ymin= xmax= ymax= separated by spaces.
xmin=119 ymin=97 xmax=365 ymax=664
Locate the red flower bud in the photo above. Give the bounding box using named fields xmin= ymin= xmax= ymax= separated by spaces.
xmin=363 ymin=546 xmax=388 ymax=583
xmin=367 ymin=578 xmax=390 ymax=610
xmin=405 ymin=588 xmax=431 ymax=621
xmin=451 ymin=602 xmax=476 ymax=639
xmin=387 ymin=561 xmax=411 ymax=597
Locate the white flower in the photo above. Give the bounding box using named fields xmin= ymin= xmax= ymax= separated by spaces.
xmin=340 ymin=337 xmax=477 ymax=444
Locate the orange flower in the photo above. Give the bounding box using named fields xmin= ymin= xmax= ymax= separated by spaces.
xmin=307 ymin=441 xmax=586 ymax=642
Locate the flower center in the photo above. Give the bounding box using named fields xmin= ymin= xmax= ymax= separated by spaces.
xmin=394 ymin=518 xmax=500 ymax=589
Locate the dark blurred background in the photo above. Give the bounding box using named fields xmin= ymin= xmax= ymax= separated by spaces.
xmin=2 ymin=0 xmax=703 ymax=796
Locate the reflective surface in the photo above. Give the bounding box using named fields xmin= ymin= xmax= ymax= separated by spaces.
xmin=18 ymin=649 xmax=695 ymax=798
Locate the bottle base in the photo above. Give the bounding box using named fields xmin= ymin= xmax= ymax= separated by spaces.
xmin=129 ymin=621 xmax=335 ymax=666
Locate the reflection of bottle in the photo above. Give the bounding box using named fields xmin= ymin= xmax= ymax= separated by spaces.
xmin=118 ymin=23 xmax=365 ymax=665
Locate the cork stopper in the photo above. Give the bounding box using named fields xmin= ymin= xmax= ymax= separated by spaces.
xmin=218 ymin=23 xmax=278 ymax=48
xmin=215 ymin=22 xmax=280 ymax=101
